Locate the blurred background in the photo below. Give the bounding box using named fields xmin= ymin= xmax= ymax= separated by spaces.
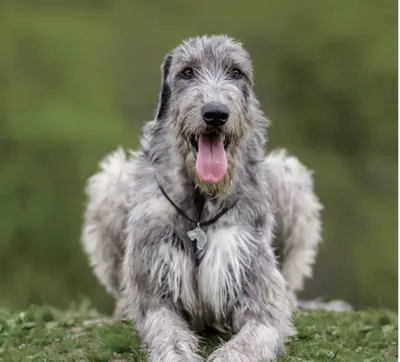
xmin=0 ymin=0 xmax=397 ymax=313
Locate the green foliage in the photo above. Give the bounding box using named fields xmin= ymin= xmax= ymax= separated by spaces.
xmin=0 ymin=302 xmax=397 ymax=361
xmin=0 ymin=1 xmax=397 ymax=312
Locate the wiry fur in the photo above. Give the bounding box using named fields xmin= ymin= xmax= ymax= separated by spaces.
xmin=81 ymin=35 xmax=325 ymax=361
xmin=265 ymin=150 xmax=323 ymax=296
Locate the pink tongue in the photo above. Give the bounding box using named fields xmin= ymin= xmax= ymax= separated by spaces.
xmin=196 ymin=134 xmax=227 ymax=183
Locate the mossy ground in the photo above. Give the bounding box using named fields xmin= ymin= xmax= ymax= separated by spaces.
xmin=0 ymin=301 xmax=397 ymax=362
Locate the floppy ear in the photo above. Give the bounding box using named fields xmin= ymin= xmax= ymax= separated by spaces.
xmin=155 ymin=53 xmax=173 ymax=121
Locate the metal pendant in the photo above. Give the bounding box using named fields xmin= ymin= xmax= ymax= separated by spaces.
xmin=187 ymin=223 xmax=208 ymax=256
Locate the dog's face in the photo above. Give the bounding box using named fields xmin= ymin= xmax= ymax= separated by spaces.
xmin=156 ymin=35 xmax=255 ymax=195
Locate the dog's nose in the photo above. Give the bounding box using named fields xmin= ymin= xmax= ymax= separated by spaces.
xmin=201 ymin=102 xmax=229 ymax=127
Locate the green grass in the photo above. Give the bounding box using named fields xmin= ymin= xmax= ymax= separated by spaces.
xmin=0 ymin=301 xmax=397 ymax=361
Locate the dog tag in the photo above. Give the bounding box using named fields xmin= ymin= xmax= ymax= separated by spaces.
xmin=187 ymin=224 xmax=208 ymax=254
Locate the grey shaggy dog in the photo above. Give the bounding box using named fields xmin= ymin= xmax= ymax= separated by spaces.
xmin=81 ymin=35 xmax=324 ymax=362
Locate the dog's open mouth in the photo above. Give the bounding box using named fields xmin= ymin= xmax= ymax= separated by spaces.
xmin=190 ymin=132 xmax=229 ymax=183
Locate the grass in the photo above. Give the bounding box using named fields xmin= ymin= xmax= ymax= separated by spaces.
xmin=0 ymin=300 xmax=397 ymax=362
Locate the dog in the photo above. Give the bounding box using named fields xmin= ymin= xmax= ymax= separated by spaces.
xmin=81 ymin=34 xmax=325 ymax=362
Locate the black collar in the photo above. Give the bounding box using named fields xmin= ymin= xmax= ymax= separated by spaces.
xmin=157 ymin=182 xmax=237 ymax=227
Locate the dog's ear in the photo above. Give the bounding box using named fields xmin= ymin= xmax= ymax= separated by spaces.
xmin=156 ymin=53 xmax=173 ymax=121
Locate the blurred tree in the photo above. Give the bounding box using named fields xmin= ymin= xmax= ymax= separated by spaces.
xmin=0 ymin=0 xmax=396 ymax=312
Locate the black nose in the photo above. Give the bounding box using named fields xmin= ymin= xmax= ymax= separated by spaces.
xmin=201 ymin=102 xmax=229 ymax=127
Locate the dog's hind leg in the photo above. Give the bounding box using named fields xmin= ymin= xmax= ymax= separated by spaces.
xmin=81 ymin=148 xmax=131 ymax=318
xmin=264 ymin=150 xmax=352 ymax=311
xmin=264 ymin=149 xmax=323 ymax=304
xmin=264 ymin=149 xmax=353 ymax=311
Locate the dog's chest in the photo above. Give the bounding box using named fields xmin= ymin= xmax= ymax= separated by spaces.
xmin=172 ymin=225 xmax=244 ymax=325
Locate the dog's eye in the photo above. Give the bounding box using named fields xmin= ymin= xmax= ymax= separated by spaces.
xmin=181 ymin=67 xmax=194 ymax=79
xmin=230 ymin=68 xmax=243 ymax=79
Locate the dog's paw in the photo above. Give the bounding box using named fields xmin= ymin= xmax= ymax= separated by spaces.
xmin=207 ymin=349 xmax=251 ymax=362
xmin=182 ymin=354 xmax=205 ymax=362
xmin=150 ymin=351 xmax=204 ymax=362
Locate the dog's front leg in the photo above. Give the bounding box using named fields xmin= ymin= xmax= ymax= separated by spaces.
xmin=137 ymin=306 xmax=204 ymax=362
xmin=207 ymin=264 xmax=292 ymax=362
xmin=207 ymin=319 xmax=282 ymax=362
xmin=123 ymin=192 xmax=205 ymax=361
xmin=122 ymin=228 xmax=204 ymax=361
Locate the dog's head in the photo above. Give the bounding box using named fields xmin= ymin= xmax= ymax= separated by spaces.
xmin=155 ymin=35 xmax=261 ymax=196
